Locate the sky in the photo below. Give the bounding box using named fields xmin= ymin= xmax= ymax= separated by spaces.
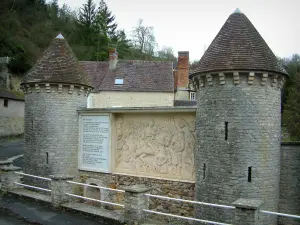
xmin=57 ymin=0 xmax=300 ymax=61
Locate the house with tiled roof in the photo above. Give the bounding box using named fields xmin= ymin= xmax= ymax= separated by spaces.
xmin=81 ymin=48 xmax=196 ymax=108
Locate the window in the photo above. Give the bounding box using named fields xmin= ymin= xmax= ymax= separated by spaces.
xmin=248 ymin=167 xmax=252 ymax=182
xmin=115 ymin=77 xmax=124 ymax=85
xmin=225 ymin=122 xmax=228 ymax=140
xmin=4 ymin=99 xmax=8 ymax=107
xmin=190 ymin=92 xmax=196 ymax=101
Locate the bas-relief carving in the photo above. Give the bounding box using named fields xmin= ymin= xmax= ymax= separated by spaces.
xmin=114 ymin=114 xmax=196 ymax=181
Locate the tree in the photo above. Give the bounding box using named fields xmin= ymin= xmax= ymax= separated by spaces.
xmin=95 ymin=0 xmax=117 ymax=38
xmin=157 ymin=46 xmax=176 ymax=62
xmin=280 ymin=54 xmax=300 ymax=109
xmin=78 ymin=0 xmax=97 ymax=28
xmin=111 ymin=30 xmax=131 ymax=59
xmin=132 ymin=19 xmax=156 ymax=56
xmin=76 ymin=0 xmax=97 ymax=46
xmin=283 ymin=73 xmax=300 ymax=141
xmin=93 ymin=0 xmax=118 ymax=60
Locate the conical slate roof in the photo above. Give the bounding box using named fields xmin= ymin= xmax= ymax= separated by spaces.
xmin=22 ymin=34 xmax=92 ymax=87
xmin=191 ymin=9 xmax=288 ymax=76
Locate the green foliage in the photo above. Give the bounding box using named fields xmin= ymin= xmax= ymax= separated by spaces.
xmin=96 ymin=0 xmax=117 ymax=38
xmin=78 ymin=0 xmax=97 ymax=28
xmin=280 ymin=54 xmax=300 ymax=103
xmin=0 ymin=0 xmax=175 ymax=75
xmin=281 ymin=55 xmax=300 ymax=141
xmin=283 ymin=73 xmax=300 ymax=141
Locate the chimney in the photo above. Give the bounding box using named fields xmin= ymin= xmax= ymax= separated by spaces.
xmin=177 ymin=51 xmax=189 ymax=89
xmin=109 ymin=48 xmax=118 ymax=70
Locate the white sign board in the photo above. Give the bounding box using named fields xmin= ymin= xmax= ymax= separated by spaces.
xmin=79 ymin=115 xmax=110 ymax=172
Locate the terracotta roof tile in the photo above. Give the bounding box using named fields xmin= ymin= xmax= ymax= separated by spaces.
xmin=191 ymin=11 xmax=288 ymax=76
xmin=80 ymin=60 xmax=174 ymax=92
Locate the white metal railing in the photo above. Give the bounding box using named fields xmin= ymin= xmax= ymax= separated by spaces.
xmin=145 ymin=193 xmax=234 ymax=225
xmin=260 ymin=210 xmax=300 ymax=219
xmin=15 ymin=172 xmax=52 ymax=181
xmin=66 ymin=193 xmax=124 ymax=208
xmin=67 ymin=180 xmax=125 ymax=192
xmin=14 ymin=172 xmax=52 ymax=192
xmin=143 ymin=209 xmax=232 ymax=225
xmin=67 ymin=180 xmax=125 ymax=208
xmin=14 ymin=182 xmax=51 ymax=192
xmin=145 ymin=193 xmax=235 ymax=209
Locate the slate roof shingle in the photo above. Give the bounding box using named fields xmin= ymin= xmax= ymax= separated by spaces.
xmin=80 ymin=60 xmax=174 ymax=92
xmin=191 ymin=11 xmax=288 ymax=77
xmin=21 ymin=35 xmax=92 ymax=87
xmin=0 ymin=89 xmax=24 ymax=101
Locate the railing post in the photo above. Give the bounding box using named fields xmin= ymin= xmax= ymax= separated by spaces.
xmin=232 ymin=198 xmax=264 ymax=225
xmin=50 ymin=175 xmax=74 ymax=207
xmin=123 ymin=185 xmax=151 ymax=225
xmin=0 ymin=160 xmax=21 ymax=191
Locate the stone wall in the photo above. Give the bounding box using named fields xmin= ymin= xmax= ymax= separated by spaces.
xmin=88 ymin=91 xmax=174 ymax=108
xmin=0 ymin=98 xmax=24 ymax=137
xmin=0 ymin=116 xmax=24 ymax=138
xmin=279 ymin=142 xmax=300 ymax=225
xmin=193 ymin=72 xmax=284 ymax=224
xmin=78 ymin=172 xmax=195 ymax=218
xmin=23 ymin=84 xmax=89 ymax=180
xmin=77 ymin=109 xmax=197 ymax=223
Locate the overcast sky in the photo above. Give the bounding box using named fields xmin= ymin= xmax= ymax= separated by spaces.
xmin=57 ymin=0 xmax=299 ymax=61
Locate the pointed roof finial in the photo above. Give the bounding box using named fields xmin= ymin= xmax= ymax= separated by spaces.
xmin=56 ymin=33 xmax=65 ymax=39
xmin=233 ymin=8 xmax=242 ymax=14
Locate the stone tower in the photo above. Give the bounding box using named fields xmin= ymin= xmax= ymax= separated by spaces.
xmin=190 ymin=9 xmax=288 ymax=224
xmin=21 ymin=34 xmax=92 ymax=179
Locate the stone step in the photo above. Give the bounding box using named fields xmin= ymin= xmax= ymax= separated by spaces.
xmin=9 ymin=188 xmax=51 ymax=203
xmin=61 ymin=202 xmax=124 ymax=224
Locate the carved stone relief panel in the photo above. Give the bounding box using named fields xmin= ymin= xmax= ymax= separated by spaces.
xmin=113 ymin=113 xmax=196 ymax=181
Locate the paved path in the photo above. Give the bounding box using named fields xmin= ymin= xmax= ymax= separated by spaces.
xmin=0 ymin=195 xmax=106 ymax=225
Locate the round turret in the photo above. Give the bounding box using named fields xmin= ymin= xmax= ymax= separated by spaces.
xmin=191 ymin=9 xmax=288 ymax=224
xmin=21 ymin=34 xmax=93 ymax=179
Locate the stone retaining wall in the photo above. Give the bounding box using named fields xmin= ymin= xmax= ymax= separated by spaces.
xmin=0 ymin=116 xmax=24 ymax=138
xmin=279 ymin=142 xmax=300 ymax=225
xmin=78 ymin=172 xmax=195 ymax=217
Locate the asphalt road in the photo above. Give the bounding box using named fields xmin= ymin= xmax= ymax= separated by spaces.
xmin=0 ymin=139 xmax=24 ymax=160
xmin=0 ymin=139 xmax=24 ymax=168
xmin=0 ymin=195 xmax=106 ymax=225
